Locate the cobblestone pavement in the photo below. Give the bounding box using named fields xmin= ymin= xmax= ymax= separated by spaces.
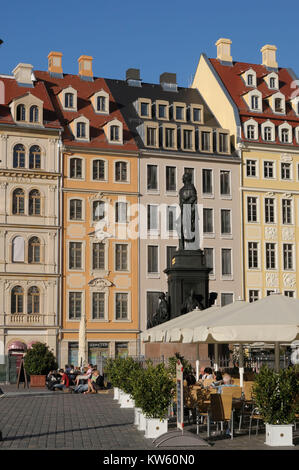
xmin=0 ymin=385 xmax=298 ymax=451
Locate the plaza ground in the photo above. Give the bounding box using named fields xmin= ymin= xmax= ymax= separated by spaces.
xmin=0 ymin=384 xmax=298 ymax=451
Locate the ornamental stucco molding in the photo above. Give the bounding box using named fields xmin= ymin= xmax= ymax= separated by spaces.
xmin=88 ymin=278 xmax=113 ymax=289
xmin=283 ymin=273 xmax=296 ymax=288
xmin=282 ymin=228 xmax=295 ymax=241
xmin=265 ymin=226 xmax=277 ymax=240
xmin=280 ymin=153 xmax=293 ymax=162
xmin=266 ymin=272 xmax=278 ymax=287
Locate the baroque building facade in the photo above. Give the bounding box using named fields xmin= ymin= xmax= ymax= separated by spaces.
xmin=0 ymin=63 xmax=62 ymax=362
xmin=193 ymin=38 xmax=299 ymax=301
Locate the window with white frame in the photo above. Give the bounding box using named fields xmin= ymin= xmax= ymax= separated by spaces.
xmin=115 ymin=161 xmax=128 ymax=182
xmin=221 ymin=248 xmax=232 ymax=276
xmin=203 ymin=208 xmax=214 ymax=233
xmin=92 ymin=292 xmax=105 ymax=319
xmin=264 ymin=198 xmax=275 ymax=223
xmin=69 ymin=292 xmax=82 ymax=319
xmin=246 ymin=160 xmax=257 ymax=177
xmin=264 ymin=161 xmax=274 ymax=179
xmin=147 ymin=205 xmax=159 ymax=231
xmin=283 ymin=243 xmax=294 ymax=270
xmin=92 ymin=160 xmax=105 ymax=180
xmin=166 ymin=205 xmax=176 ymax=231
xmin=281 ymin=162 xmax=291 ymax=180
xmin=247 ymin=196 xmax=258 ymax=222
xmin=69 ymin=242 xmax=82 ymax=269
xmin=265 ymin=242 xmax=276 ymax=269
xmin=282 ymin=199 xmax=292 ymax=224
xmin=246 ymin=125 xmax=256 ymax=139
xmin=70 ymin=158 xmax=83 ymax=179
xmin=220 ymin=170 xmax=231 ymax=196
xmin=248 ymin=242 xmax=258 ymax=269
xmin=249 ymin=290 xmax=259 ymax=302
xmin=147 ymin=245 xmax=159 ymax=274
xmin=263 ymin=126 xmax=273 ymax=141
xmin=115 ymin=293 xmax=128 ymax=320
xmin=115 ymin=201 xmax=128 ymax=223
xmin=115 ymin=244 xmax=128 ymax=271
xmin=202 ymin=169 xmax=213 ymax=194
xmin=93 ymin=200 xmax=105 ymax=222
xmin=166 ymin=166 xmax=176 ymax=191
xmin=204 ymin=247 xmax=214 ymax=276
xmin=92 ymin=243 xmax=105 ymax=270
xmin=281 ymin=128 xmax=290 ymax=144
xmin=220 ymin=209 xmax=231 ymax=235
xmin=70 ymin=199 xmax=82 ymax=220
xmin=147 ymin=164 xmax=158 ymax=191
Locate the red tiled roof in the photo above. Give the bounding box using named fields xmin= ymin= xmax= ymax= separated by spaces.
xmin=34 ymin=71 xmax=138 ymax=152
xmin=209 ymin=58 xmax=299 ymax=145
xmin=0 ymin=76 xmax=61 ymax=129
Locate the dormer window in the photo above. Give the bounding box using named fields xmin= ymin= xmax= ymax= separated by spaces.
xmin=173 ymin=102 xmax=186 ymax=122
xmin=29 ymin=105 xmax=39 ymax=123
xmin=251 ymin=95 xmax=259 ymax=110
xmin=16 ymin=104 xmax=26 ymax=121
xmin=264 ymin=126 xmax=273 ymax=141
xmin=278 ymin=123 xmax=292 ymax=144
xmin=110 ymin=125 xmax=120 ymax=142
xmin=247 ymin=125 xmax=255 ymax=139
xmin=242 ymin=69 xmax=257 ymax=88
xmin=247 ymin=74 xmax=253 ymax=86
xmin=77 ymin=122 xmax=86 ymax=139
xmin=275 ymin=98 xmax=283 ymax=113
xmin=141 ymin=102 xmax=149 ymax=117
xmin=65 ymin=93 xmax=74 ymax=109
xmin=270 ymin=77 xmax=276 ymax=89
xmin=244 ymin=119 xmax=258 ymax=140
xmin=281 ymin=128 xmax=290 ymax=143
xmin=265 ymin=72 xmax=279 ymax=90
xmin=156 ymin=100 xmax=169 ymax=120
xmin=90 ymin=90 xmax=109 ymax=115
xmin=97 ymin=96 xmax=106 ymax=112
xmin=104 ymin=119 xmax=123 ymax=145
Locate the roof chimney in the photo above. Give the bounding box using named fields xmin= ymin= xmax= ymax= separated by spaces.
xmin=126 ymin=68 xmax=142 ymax=87
xmin=48 ymin=51 xmax=63 ymax=78
xmin=12 ymin=63 xmax=34 ymax=87
xmin=261 ymin=44 xmax=278 ymax=69
xmin=78 ymin=55 xmax=93 ymax=81
xmin=215 ymin=38 xmax=233 ymax=65
xmin=160 ymin=72 xmax=177 ymax=91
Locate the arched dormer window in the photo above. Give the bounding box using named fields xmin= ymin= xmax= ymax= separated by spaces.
xmin=12 ymin=188 xmax=25 ymax=214
xmin=29 ymin=105 xmax=39 ymax=123
xmin=278 ymin=123 xmax=292 ymax=144
xmin=27 ymin=286 xmax=40 ymax=314
xmin=261 ymin=121 xmax=275 ymax=142
xmin=90 ymin=90 xmax=109 ymax=114
xmin=11 ymin=286 xmax=24 ymax=314
xmin=29 ymin=189 xmax=41 ymax=215
xmin=13 ymin=144 xmax=25 ymax=168
xmin=28 ymin=237 xmax=41 ymax=263
xmin=29 ymin=145 xmax=41 ymax=169
xmin=244 ymin=119 xmax=258 ymax=140
xmin=16 ymin=104 xmax=26 ymax=121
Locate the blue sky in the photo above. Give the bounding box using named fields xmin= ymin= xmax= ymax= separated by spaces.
xmin=1 ymin=0 xmax=299 ymax=87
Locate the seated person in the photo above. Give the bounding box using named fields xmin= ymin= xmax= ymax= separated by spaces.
xmin=84 ymin=370 xmax=104 ymax=394
xmin=215 ymin=373 xmax=237 ymax=394
xmin=75 ymin=364 xmax=93 ymax=386
xmin=46 ymin=370 xmax=61 ymax=390
xmin=53 ymin=369 xmax=70 ymax=391
xmin=211 ymin=371 xmax=223 ymax=387
xmin=202 ymin=367 xmax=213 ymax=380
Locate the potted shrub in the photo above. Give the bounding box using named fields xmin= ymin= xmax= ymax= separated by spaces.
xmin=117 ymin=357 xmax=142 ymax=408
xmin=252 ymin=365 xmax=298 ymax=446
xmin=24 ymin=342 xmax=58 ymax=387
xmin=133 ymin=361 xmax=174 ymax=439
xmin=104 ymin=358 xmax=120 ymax=400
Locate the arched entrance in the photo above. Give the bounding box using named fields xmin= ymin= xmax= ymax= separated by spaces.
xmin=7 ymin=341 xmax=27 ymax=383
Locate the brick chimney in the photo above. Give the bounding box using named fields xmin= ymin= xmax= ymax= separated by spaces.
xmin=261 ymin=44 xmax=278 ymax=69
xmin=12 ymin=63 xmax=34 ymax=87
xmin=48 ymin=51 xmax=63 ymax=77
xmin=215 ymin=38 xmax=233 ymax=64
xmin=78 ymin=55 xmax=93 ymax=81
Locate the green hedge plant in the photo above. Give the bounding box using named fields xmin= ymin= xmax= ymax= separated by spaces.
xmin=252 ymin=365 xmax=298 ymax=425
xmin=24 ymin=342 xmax=58 ymax=376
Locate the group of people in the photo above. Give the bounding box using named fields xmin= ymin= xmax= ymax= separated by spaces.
xmin=186 ymin=366 xmax=238 ymax=394
xmin=46 ymin=363 xmax=105 ymax=394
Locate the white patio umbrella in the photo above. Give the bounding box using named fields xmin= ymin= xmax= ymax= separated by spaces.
xmin=141 ymin=293 xmax=299 ymax=377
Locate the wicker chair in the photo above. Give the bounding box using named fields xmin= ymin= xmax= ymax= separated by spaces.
xmin=208 ymin=393 xmax=234 ymax=439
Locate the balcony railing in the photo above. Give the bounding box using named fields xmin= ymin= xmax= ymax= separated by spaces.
xmin=1 ymin=313 xmax=56 ymax=327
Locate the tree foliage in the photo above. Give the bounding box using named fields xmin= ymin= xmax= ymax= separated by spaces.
xmin=24 ymin=342 xmax=58 ymax=376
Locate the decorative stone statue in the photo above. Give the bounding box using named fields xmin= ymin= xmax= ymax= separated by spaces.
xmin=147 ymin=293 xmax=169 ymax=328
xmin=179 ymin=171 xmax=198 ymax=250
xmin=181 ymin=289 xmax=204 ymax=314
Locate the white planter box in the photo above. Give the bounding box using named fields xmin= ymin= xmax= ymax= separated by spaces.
xmin=145 ymin=418 xmax=168 ymax=439
xmin=265 ymin=423 xmax=294 ymax=447
xmin=120 ymin=392 xmax=135 ymax=408
xmin=134 ymin=408 xmax=142 ymax=426
xmin=113 ymin=387 xmax=120 ymax=400
xmin=118 ymin=389 xmax=124 ymax=404
xmin=138 ymin=412 xmax=147 ymax=431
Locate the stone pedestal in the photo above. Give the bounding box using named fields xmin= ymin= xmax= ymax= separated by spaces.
xmin=164 ymin=249 xmax=210 ymax=319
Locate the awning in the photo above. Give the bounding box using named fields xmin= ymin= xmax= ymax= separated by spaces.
xmin=8 ymin=341 xmax=27 ymax=351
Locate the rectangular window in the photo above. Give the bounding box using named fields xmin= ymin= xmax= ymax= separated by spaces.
xmin=265 ymin=198 xmax=275 ymax=224
xmin=220 ymin=170 xmax=231 ymax=196
xmin=147 ymin=292 xmax=161 ymax=325
xmin=167 ymin=206 xmax=176 ymax=231
xmin=246 ymin=160 xmax=256 ymax=177
xmin=115 ymin=293 xmax=128 ymax=320
xmin=140 ymin=102 xmax=149 ymax=117
xmin=147 ymin=164 xmax=158 ymax=190
xmin=221 ymin=209 xmax=231 ymax=235
xmin=158 ymin=104 xmax=167 ymax=119
xmin=110 ymin=125 xmax=120 ymax=142
xmin=248 ymin=242 xmax=258 ymax=269
xmin=221 ymin=293 xmax=233 ymax=306
xmin=183 ymin=129 xmax=193 ymax=150
xmin=176 ymin=106 xmax=184 ymax=120
xmin=165 ymin=127 xmax=175 ymax=148
xmin=146 ymin=127 xmax=157 ymax=147
xmin=193 ymin=107 xmax=201 ymax=122
xmin=201 ymin=131 xmax=211 ymax=151
xmin=166 ymin=166 xmax=176 ymax=191
xmin=115 ymin=244 xmax=128 ymax=271
xmin=265 ymin=243 xmax=276 ymax=269
xmin=221 ymin=249 xmax=232 ymax=276
xmin=264 ymin=161 xmax=274 ymax=179
xmin=249 ymin=290 xmax=259 ymax=303
xmin=247 ymin=197 xmax=257 ymax=222
xmin=92 ymin=243 xmax=105 ymax=270
xmin=115 ymin=161 xmax=127 ymax=182
xmin=70 ymin=199 xmax=82 ymax=220
xmin=219 ymin=133 xmax=228 ymax=153
xmin=204 ymin=247 xmax=214 ymax=276
xmin=166 ymin=246 xmax=177 ymax=269
xmin=148 ymin=245 xmax=159 ymax=273
xmin=284 ymin=290 xmax=294 ymax=298
xmin=115 ymin=202 xmax=127 ymax=223
xmin=203 ymin=208 xmax=214 ymax=233
xmin=147 ymin=205 xmax=159 ymax=231
xmin=282 ymin=199 xmax=292 ymax=224
xmin=92 ymin=292 xmax=105 ymax=319
xmin=283 ymin=244 xmax=293 ymax=270
xmin=69 ymin=292 xmax=82 ymax=319
xmin=69 ymin=242 xmax=82 ymax=269
xmin=70 ymin=158 xmax=82 ymax=179
xmin=202 ymin=169 xmax=213 ymax=194
xmin=281 ymin=162 xmax=291 ymax=180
